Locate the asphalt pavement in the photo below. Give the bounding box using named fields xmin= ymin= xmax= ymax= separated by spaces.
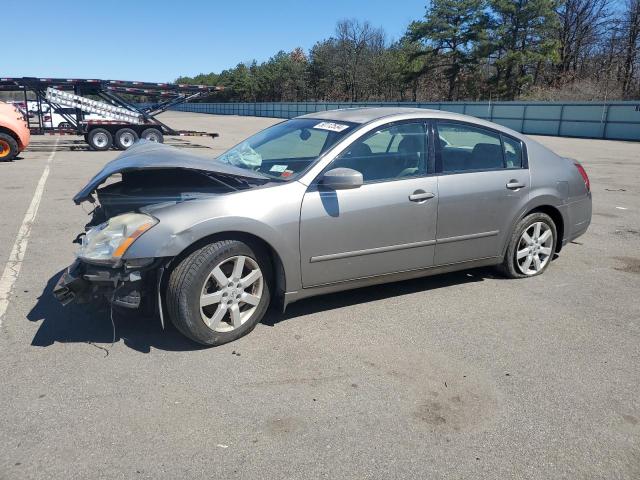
xmin=0 ymin=111 xmax=638 ymax=479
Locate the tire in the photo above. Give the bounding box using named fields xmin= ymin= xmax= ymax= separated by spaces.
xmin=166 ymin=240 xmax=272 ymax=346
xmin=0 ymin=133 xmax=19 ymax=161
xmin=498 ymin=212 xmax=557 ymax=279
xmin=114 ymin=128 xmax=139 ymax=150
xmin=140 ymin=128 xmax=164 ymax=143
xmin=87 ymin=128 xmax=113 ymax=151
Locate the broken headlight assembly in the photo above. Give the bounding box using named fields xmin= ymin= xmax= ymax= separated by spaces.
xmin=76 ymin=213 xmax=158 ymax=265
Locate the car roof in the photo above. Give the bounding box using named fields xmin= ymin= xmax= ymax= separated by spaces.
xmin=298 ymin=106 xmax=480 ymax=123
xmin=297 ymin=106 xmax=526 ymax=140
xmin=298 ymin=107 xmax=435 ymax=123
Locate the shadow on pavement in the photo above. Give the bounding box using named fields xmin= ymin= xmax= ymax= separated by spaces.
xmin=27 ymin=270 xmax=204 ymax=354
xmin=28 ymin=267 xmax=498 ymax=353
xmin=262 ymin=267 xmax=496 ymax=326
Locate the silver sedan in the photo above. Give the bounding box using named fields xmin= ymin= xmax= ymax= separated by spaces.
xmin=54 ymin=108 xmax=592 ymax=346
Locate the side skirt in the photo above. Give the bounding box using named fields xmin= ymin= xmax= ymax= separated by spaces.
xmin=282 ymin=256 xmax=501 ymax=309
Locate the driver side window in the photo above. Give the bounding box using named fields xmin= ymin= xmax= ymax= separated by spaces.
xmin=331 ymin=123 xmax=428 ymax=183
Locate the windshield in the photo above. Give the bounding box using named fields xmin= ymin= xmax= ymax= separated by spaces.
xmin=215 ymin=118 xmax=357 ymax=180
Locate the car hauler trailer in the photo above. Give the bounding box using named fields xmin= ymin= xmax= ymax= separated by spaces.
xmin=0 ymin=77 xmax=222 ymax=150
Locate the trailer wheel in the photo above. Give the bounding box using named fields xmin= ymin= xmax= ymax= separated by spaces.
xmin=87 ymin=128 xmax=113 ymax=151
xmin=114 ymin=128 xmax=139 ymax=150
xmin=140 ymin=128 xmax=164 ymax=144
xmin=0 ymin=133 xmax=19 ymax=161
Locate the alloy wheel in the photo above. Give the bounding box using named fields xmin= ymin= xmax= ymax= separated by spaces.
xmin=200 ymin=255 xmax=263 ymax=332
xmin=516 ymin=221 xmax=554 ymax=275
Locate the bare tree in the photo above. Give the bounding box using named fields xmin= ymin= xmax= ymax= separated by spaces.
xmin=621 ymin=0 xmax=640 ymax=97
xmin=334 ymin=19 xmax=386 ymax=101
xmin=556 ymin=0 xmax=612 ymax=82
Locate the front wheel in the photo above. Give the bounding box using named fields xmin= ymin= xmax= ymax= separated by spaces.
xmin=166 ymin=240 xmax=271 ymax=346
xmin=0 ymin=133 xmax=19 ymax=161
xmin=498 ymin=212 xmax=557 ymax=278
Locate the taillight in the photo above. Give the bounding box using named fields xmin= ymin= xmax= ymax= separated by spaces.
xmin=574 ymin=162 xmax=590 ymax=192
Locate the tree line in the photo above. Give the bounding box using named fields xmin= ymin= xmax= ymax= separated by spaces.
xmin=177 ymin=0 xmax=640 ymax=102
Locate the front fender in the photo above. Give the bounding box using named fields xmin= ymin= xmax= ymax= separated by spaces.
xmin=122 ymin=181 xmax=306 ymax=291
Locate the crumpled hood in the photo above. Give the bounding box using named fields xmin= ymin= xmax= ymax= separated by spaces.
xmin=73 ymin=140 xmax=267 ymax=204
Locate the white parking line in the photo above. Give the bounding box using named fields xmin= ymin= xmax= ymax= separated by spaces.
xmin=0 ymin=139 xmax=59 ymax=326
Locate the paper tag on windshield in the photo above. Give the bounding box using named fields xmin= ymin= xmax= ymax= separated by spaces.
xmin=269 ymin=164 xmax=288 ymax=173
xmin=313 ymin=122 xmax=349 ymax=132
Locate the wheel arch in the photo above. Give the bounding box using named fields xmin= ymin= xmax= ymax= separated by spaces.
xmin=0 ymin=126 xmax=22 ymax=149
xmin=522 ymin=204 xmax=565 ymax=253
xmin=166 ymin=230 xmax=287 ymax=305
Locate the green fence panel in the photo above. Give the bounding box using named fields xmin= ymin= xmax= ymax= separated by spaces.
xmin=464 ymin=104 xmax=491 ymax=119
xmin=493 ymin=104 xmax=526 ymax=119
xmin=162 ymin=101 xmax=640 ymax=141
xmin=562 ymin=105 xmax=607 ymax=122
xmin=523 ymin=119 xmax=561 ymax=136
xmin=606 ymin=122 xmax=640 ymax=140
xmin=607 ymin=104 xmax=640 ymax=122
xmin=560 ymin=121 xmax=605 ymax=138
xmin=525 ymin=104 xmax=562 ymax=120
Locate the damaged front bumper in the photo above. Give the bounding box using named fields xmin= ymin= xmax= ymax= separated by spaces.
xmin=53 ymin=258 xmax=164 ymax=310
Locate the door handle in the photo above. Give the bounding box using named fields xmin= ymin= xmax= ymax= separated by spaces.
xmin=409 ymin=191 xmax=435 ymax=202
xmin=506 ymin=180 xmax=526 ymax=190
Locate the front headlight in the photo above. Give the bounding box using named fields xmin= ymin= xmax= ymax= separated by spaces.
xmin=77 ymin=213 xmax=158 ymax=264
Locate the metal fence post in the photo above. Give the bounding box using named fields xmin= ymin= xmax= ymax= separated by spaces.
xmin=557 ymin=104 xmax=565 ymax=136
xmin=602 ymin=103 xmax=610 ymax=139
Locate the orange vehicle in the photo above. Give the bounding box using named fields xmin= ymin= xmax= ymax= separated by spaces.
xmin=0 ymin=101 xmax=30 ymax=161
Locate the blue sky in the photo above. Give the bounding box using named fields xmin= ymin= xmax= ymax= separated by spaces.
xmin=4 ymin=0 xmax=426 ymax=82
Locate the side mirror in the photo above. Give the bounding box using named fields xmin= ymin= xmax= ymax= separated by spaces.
xmin=321 ymin=168 xmax=363 ymax=190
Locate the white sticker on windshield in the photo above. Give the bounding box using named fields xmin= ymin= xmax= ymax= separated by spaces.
xmin=313 ymin=122 xmax=350 ymax=132
xmin=269 ymin=164 xmax=288 ymax=173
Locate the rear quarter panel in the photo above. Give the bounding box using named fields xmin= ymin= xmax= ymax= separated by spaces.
xmin=519 ymin=138 xmax=591 ymax=247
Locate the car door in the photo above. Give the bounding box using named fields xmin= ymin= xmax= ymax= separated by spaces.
xmin=434 ymin=120 xmax=530 ymax=265
xmin=299 ymin=121 xmax=438 ymax=287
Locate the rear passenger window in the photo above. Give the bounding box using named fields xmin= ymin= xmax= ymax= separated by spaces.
xmin=502 ymin=135 xmax=523 ymax=168
xmin=332 ymin=123 xmax=428 ymax=182
xmin=437 ymin=122 xmax=503 ymax=172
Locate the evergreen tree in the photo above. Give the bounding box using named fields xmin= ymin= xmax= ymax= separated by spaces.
xmin=409 ymin=0 xmax=488 ymax=100
xmin=487 ymin=0 xmax=560 ymax=99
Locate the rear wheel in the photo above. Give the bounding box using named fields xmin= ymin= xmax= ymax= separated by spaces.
xmin=0 ymin=133 xmax=19 ymax=161
xmin=498 ymin=212 xmax=557 ymax=278
xmin=166 ymin=240 xmax=271 ymax=346
xmin=87 ymin=128 xmax=113 ymax=151
xmin=140 ymin=128 xmax=163 ymax=143
xmin=114 ymin=128 xmax=139 ymax=150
